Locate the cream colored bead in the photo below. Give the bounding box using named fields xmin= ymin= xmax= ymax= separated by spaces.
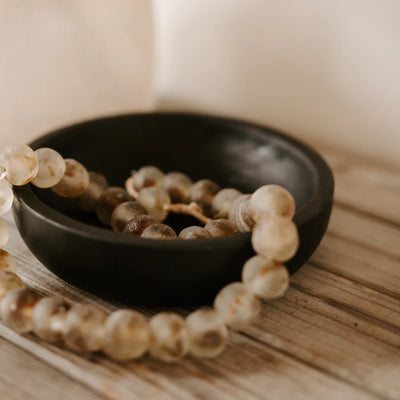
xmin=251 ymin=216 xmax=299 ymax=262
xmin=134 ymin=166 xmax=164 ymax=191
xmin=0 ymin=145 xmax=39 ymax=186
xmin=242 ymin=256 xmax=289 ymax=300
xmin=214 ymin=282 xmax=261 ymax=329
xmin=161 ymin=172 xmax=192 ymax=203
xmin=32 ymin=297 xmax=71 ymax=342
xmin=0 ymin=271 xmax=24 ymax=301
xmin=0 ymin=249 xmax=17 ymax=272
xmin=0 ymin=217 xmax=9 ymax=248
xmin=0 ymin=288 xmax=41 ymax=333
xmin=249 ymin=185 xmax=296 ymax=220
xmin=149 ymin=312 xmax=190 ymax=362
xmin=76 ymin=172 xmax=109 ymax=212
xmin=211 ymin=188 xmax=242 ymax=217
xmin=186 ymin=308 xmax=228 ymax=358
xmin=31 ymin=148 xmax=66 ymax=188
xmin=204 ymin=219 xmax=237 ymax=237
xmin=228 ymin=194 xmax=254 ymax=233
xmin=63 ymin=304 xmax=106 ymax=352
xmin=52 ymin=159 xmax=89 ymax=198
xmin=0 ymin=179 xmax=13 ymax=216
xmin=137 ymin=187 xmax=171 ymax=222
xmin=103 ymin=309 xmax=151 ymax=361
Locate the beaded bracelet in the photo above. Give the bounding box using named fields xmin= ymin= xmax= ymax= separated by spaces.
xmin=0 ymin=144 xmax=298 ymax=363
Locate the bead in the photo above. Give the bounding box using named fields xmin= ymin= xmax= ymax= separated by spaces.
xmin=161 ymin=172 xmax=192 ymax=203
xmin=204 ymin=219 xmax=237 ymax=237
xmin=63 ymin=304 xmax=106 ymax=352
xmin=186 ymin=308 xmax=228 ymax=358
xmin=228 ymin=194 xmax=254 ymax=233
xmin=190 ymin=179 xmax=220 ymax=216
xmin=31 ymin=148 xmax=66 ymax=188
xmin=123 ymin=215 xmax=158 ymax=236
xmin=95 ymin=187 xmax=131 ymax=226
xmin=0 ymin=179 xmax=13 ymax=216
xmin=76 ymin=172 xmax=109 ymax=212
xmin=211 ymin=188 xmax=242 ymax=217
xmin=0 ymin=145 xmax=38 ymax=186
xmin=32 ymin=297 xmax=71 ymax=342
xmin=134 ymin=166 xmax=164 ymax=191
xmin=141 ymin=223 xmax=177 ymax=239
xmin=0 ymin=271 xmax=24 ymax=301
xmin=0 ymin=217 xmax=9 ymax=248
xmin=103 ymin=310 xmax=151 ymax=361
xmin=137 ymin=187 xmax=171 ymax=222
xmin=214 ymin=282 xmax=261 ymax=329
xmin=252 ymin=216 xmax=299 ymax=262
xmin=178 ymin=226 xmax=211 ymax=240
xmin=0 ymin=288 xmax=41 ymax=333
xmin=111 ymin=201 xmax=147 ymax=232
xmin=242 ymin=256 xmax=289 ymax=300
xmin=249 ymin=185 xmax=296 ymax=220
xmin=149 ymin=312 xmax=190 ymax=362
xmin=52 ymin=159 xmax=89 ymax=198
xmin=0 ymin=249 xmax=17 ymax=272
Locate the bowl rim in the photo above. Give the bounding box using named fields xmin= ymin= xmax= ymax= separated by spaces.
xmin=13 ymin=112 xmax=334 ymax=251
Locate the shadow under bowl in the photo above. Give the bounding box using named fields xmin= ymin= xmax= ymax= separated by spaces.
xmin=12 ymin=112 xmax=334 ymax=306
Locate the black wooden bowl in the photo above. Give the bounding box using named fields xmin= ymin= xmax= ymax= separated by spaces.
xmin=12 ymin=113 xmax=334 ymax=306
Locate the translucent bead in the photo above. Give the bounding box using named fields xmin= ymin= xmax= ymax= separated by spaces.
xmin=251 ymin=216 xmax=299 ymax=262
xmin=31 ymin=148 xmax=66 ymax=188
xmin=0 ymin=288 xmax=41 ymax=333
xmin=186 ymin=308 xmax=228 ymax=358
xmin=103 ymin=310 xmax=151 ymax=361
xmin=0 ymin=271 xmax=24 ymax=301
xmin=0 ymin=179 xmax=13 ymax=216
xmin=0 ymin=145 xmax=38 ymax=186
xmin=52 ymin=159 xmax=89 ymax=198
xmin=214 ymin=282 xmax=261 ymax=329
xmin=95 ymin=187 xmax=131 ymax=226
xmin=141 ymin=223 xmax=177 ymax=239
xmin=137 ymin=187 xmax=171 ymax=222
xmin=32 ymin=297 xmax=71 ymax=342
xmin=204 ymin=219 xmax=237 ymax=237
xmin=228 ymin=194 xmax=254 ymax=233
xmin=178 ymin=226 xmax=211 ymax=240
xmin=76 ymin=172 xmax=109 ymax=212
xmin=0 ymin=249 xmax=17 ymax=272
xmin=111 ymin=201 xmax=147 ymax=232
xmin=63 ymin=304 xmax=106 ymax=352
xmin=149 ymin=312 xmax=190 ymax=362
xmin=0 ymin=217 xmax=9 ymax=248
xmin=161 ymin=172 xmax=192 ymax=203
xmin=123 ymin=215 xmax=158 ymax=236
xmin=190 ymin=179 xmax=220 ymax=216
xmin=134 ymin=166 xmax=164 ymax=191
xmin=211 ymin=188 xmax=242 ymax=217
xmin=249 ymin=185 xmax=296 ymax=220
xmin=242 ymin=256 xmax=289 ymax=300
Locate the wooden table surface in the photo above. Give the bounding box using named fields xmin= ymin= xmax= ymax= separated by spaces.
xmin=1 ymin=142 xmax=399 ymax=400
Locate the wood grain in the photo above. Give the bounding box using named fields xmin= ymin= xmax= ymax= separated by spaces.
xmin=0 ymin=143 xmax=399 ymax=399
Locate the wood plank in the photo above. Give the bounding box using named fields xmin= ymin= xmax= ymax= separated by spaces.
xmin=292 ymin=264 xmax=400 ymax=348
xmin=0 ymin=213 xmax=379 ymax=400
xmin=0 ymin=335 xmax=102 ymax=400
xmin=311 ymin=234 xmax=400 ymax=299
xmin=328 ymin=204 xmax=400 ymax=260
xmin=247 ymin=287 xmax=400 ymax=400
xmin=319 ymin=145 xmax=400 ymax=225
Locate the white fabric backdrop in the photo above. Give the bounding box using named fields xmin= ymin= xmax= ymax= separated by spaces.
xmin=1 ymin=1 xmax=399 ymax=165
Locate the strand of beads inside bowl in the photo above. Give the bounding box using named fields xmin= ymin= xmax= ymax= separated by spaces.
xmin=0 ymin=144 xmax=298 ymax=363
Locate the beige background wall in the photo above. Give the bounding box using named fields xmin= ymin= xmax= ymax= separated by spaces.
xmin=1 ymin=1 xmax=399 ymax=166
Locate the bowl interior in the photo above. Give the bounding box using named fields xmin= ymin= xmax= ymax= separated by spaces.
xmin=30 ymin=113 xmax=317 ymax=228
